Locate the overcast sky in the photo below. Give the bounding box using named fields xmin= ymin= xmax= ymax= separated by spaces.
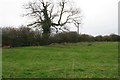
xmin=0 ymin=0 xmax=119 ymax=36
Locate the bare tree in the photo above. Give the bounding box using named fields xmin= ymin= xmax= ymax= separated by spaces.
xmin=24 ymin=0 xmax=82 ymax=40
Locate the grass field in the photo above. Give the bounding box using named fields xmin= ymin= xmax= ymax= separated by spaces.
xmin=2 ymin=42 xmax=118 ymax=78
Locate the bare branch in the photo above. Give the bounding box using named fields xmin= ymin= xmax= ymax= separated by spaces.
xmin=58 ymin=1 xmax=65 ymax=24
xmin=24 ymin=0 xmax=82 ymax=33
xmin=49 ymin=5 xmax=54 ymax=18
xmin=27 ymin=21 xmax=41 ymax=26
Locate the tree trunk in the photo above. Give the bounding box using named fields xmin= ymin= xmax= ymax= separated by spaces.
xmin=41 ymin=5 xmax=51 ymax=45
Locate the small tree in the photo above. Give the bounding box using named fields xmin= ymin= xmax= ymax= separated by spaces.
xmin=24 ymin=0 xmax=82 ymax=44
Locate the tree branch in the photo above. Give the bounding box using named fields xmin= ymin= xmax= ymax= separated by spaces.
xmin=58 ymin=1 xmax=65 ymax=24
xmin=27 ymin=21 xmax=41 ymax=26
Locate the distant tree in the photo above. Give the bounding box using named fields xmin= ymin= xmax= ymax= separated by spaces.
xmin=17 ymin=26 xmax=35 ymax=46
xmin=95 ymin=35 xmax=103 ymax=41
xmin=24 ymin=0 xmax=82 ymax=44
xmin=2 ymin=27 xmax=10 ymax=46
xmin=79 ymin=34 xmax=94 ymax=42
xmin=53 ymin=32 xmax=80 ymax=43
xmin=2 ymin=27 xmax=17 ymax=47
xmin=110 ymin=34 xmax=119 ymax=41
xmin=2 ymin=26 xmax=35 ymax=47
xmin=118 ymin=35 xmax=120 ymax=41
xmin=102 ymin=35 xmax=112 ymax=41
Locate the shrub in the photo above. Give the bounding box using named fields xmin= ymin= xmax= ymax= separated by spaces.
xmin=2 ymin=27 xmax=18 ymax=47
xmin=94 ymin=35 xmax=103 ymax=41
xmin=2 ymin=26 xmax=35 ymax=47
xmin=52 ymin=32 xmax=80 ymax=43
xmin=79 ymin=34 xmax=94 ymax=42
xmin=102 ymin=36 xmax=112 ymax=41
xmin=110 ymin=34 xmax=119 ymax=41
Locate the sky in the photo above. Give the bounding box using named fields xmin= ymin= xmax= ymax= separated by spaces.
xmin=0 ymin=0 xmax=119 ymax=36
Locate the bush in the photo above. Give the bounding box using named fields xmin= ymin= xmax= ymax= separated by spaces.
xmin=102 ymin=36 xmax=112 ymax=41
xmin=51 ymin=32 xmax=80 ymax=43
xmin=110 ymin=34 xmax=119 ymax=41
xmin=79 ymin=34 xmax=94 ymax=42
xmin=2 ymin=27 xmax=17 ymax=47
xmin=94 ymin=35 xmax=103 ymax=41
xmin=2 ymin=26 xmax=35 ymax=47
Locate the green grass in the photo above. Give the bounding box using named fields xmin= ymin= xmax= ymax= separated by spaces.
xmin=2 ymin=42 xmax=118 ymax=78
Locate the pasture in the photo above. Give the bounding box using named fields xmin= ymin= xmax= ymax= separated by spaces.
xmin=2 ymin=42 xmax=118 ymax=78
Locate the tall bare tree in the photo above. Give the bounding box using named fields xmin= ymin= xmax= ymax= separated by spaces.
xmin=24 ymin=0 xmax=82 ymax=42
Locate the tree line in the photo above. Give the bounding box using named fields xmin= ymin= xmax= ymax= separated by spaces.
xmin=2 ymin=26 xmax=120 ymax=47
